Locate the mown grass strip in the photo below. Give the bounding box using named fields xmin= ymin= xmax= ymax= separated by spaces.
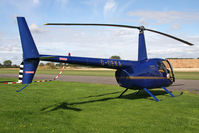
xmin=0 ymin=77 xmax=199 ymax=133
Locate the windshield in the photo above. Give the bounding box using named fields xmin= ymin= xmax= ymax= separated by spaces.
xmin=157 ymin=61 xmax=167 ymax=73
xmin=162 ymin=60 xmax=175 ymax=82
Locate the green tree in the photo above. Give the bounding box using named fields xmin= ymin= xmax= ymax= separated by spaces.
xmin=46 ymin=62 xmax=56 ymax=69
xmin=12 ymin=64 xmax=18 ymax=68
xmin=3 ymin=60 xmax=12 ymax=67
xmin=56 ymin=63 xmax=63 ymax=67
xmin=39 ymin=63 xmax=44 ymax=66
xmin=110 ymin=55 xmax=121 ymax=60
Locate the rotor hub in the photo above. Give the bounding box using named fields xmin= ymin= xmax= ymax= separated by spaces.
xmin=139 ymin=26 xmax=145 ymax=33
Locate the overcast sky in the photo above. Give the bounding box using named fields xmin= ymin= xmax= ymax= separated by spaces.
xmin=0 ymin=0 xmax=199 ymax=64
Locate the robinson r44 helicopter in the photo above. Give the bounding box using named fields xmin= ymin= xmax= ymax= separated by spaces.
xmin=14 ymin=17 xmax=194 ymax=102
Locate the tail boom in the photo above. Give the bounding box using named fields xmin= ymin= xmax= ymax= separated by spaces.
xmin=39 ymin=54 xmax=137 ymax=69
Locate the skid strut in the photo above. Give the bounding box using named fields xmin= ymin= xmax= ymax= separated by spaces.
xmin=118 ymin=88 xmax=128 ymax=98
xmin=144 ymin=88 xmax=159 ymax=102
xmin=162 ymin=87 xmax=174 ymax=97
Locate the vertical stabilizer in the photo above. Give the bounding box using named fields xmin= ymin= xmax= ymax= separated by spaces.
xmin=17 ymin=17 xmax=39 ymax=60
xmin=17 ymin=17 xmax=40 ymax=84
xmin=138 ymin=31 xmax=148 ymax=61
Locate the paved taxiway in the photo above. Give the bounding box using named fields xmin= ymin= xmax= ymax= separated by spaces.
xmin=1 ymin=74 xmax=198 ymax=93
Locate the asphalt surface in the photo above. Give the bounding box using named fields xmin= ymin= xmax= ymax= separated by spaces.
xmin=1 ymin=74 xmax=199 ymax=93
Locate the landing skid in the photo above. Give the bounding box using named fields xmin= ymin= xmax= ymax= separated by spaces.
xmin=162 ymin=87 xmax=183 ymax=97
xmin=144 ymin=87 xmax=183 ymax=102
xmin=118 ymin=87 xmax=183 ymax=102
xmin=173 ymin=91 xmax=183 ymax=97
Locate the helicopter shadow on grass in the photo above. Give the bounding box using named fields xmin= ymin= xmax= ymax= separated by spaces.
xmin=40 ymin=90 xmax=168 ymax=112
xmin=79 ymin=91 xmax=122 ymax=99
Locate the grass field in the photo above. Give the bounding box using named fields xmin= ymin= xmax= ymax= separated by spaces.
xmin=0 ymin=77 xmax=199 ymax=133
xmin=1 ymin=68 xmax=199 ymax=80
xmin=174 ymin=72 xmax=199 ymax=80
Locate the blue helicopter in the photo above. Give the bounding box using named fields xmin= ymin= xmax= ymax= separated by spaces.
xmin=16 ymin=17 xmax=194 ymax=101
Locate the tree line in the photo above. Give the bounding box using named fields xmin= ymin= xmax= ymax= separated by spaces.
xmin=2 ymin=56 xmax=199 ymax=68
xmin=0 ymin=60 xmax=18 ymax=68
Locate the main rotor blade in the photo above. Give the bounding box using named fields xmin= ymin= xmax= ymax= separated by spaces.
xmin=45 ymin=23 xmax=194 ymax=46
xmin=145 ymin=28 xmax=194 ymax=46
xmin=45 ymin=23 xmax=140 ymax=30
